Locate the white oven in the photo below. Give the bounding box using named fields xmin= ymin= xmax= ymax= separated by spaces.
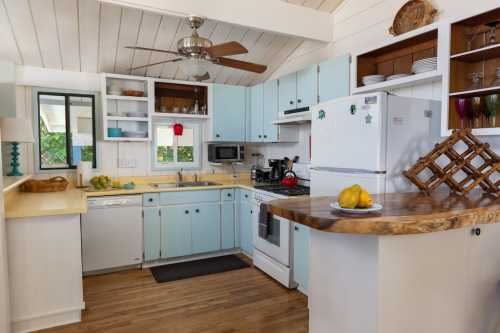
xmin=251 ymin=191 xmax=294 ymax=288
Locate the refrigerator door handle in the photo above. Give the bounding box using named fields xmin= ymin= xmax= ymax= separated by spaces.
xmin=310 ymin=166 xmax=386 ymax=175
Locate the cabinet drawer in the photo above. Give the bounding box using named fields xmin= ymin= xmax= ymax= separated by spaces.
xmin=221 ymin=189 xmax=235 ymax=201
xmin=240 ymin=189 xmax=253 ymax=202
xmin=159 ymin=190 xmax=220 ymax=205
xmin=143 ymin=193 xmax=159 ymax=207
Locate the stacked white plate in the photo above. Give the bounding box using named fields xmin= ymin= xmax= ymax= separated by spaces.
xmin=387 ymin=74 xmax=411 ymax=81
xmin=411 ymin=57 xmax=437 ymax=74
xmin=362 ymin=75 xmax=386 ymax=86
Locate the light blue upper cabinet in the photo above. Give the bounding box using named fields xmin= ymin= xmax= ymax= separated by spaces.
xmin=278 ymin=72 xmax=297 ymax=114
xmin=293 ymin=223 xmax=310 ymax=294
xmin=161 ymin=206 xmax=192 ymax=258
xmin=212 ymin=84 xmax=247 ymax=142
xmin=263 ymin=80 xmax=279 ymax=142
xmin=221 ymin=202 xmax=235 ymax=250
xmin=143 ymin=207 xmax=161 ymax=261
xmin=250 ymin=84 xmax=264 ymax=142
xmin=296 ymin=65 xmax=318 ymax=109
xmin=318 ymin=54 xmax=350 ymax=103
xmin=191 ymin=202 xmax=221 ymax=254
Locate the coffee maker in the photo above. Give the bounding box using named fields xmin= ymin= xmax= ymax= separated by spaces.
xmin=268 ymin=159 xmax=286 ymax=182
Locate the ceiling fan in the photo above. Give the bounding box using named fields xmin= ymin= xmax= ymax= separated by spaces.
xmin=127 ymin=15 xmax=267 ymax=81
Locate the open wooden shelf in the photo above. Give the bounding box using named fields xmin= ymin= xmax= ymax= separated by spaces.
xmin=353 ymin=70 xmax=441 ymax=94
xmin=447 ymin=7 xmax=500 ymax=134
xmin=106 ymin=116 xmax=149 ymax=122
xmin=154 ymin=81 xmax=208 ymax=117
xmin=355 ymin=28 xmax=438 ymax=89
xmin=106 ymin=95 xmax=148 ymax=102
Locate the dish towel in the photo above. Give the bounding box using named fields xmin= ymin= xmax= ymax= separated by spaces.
xmin=259 ymin=203 xmax=271 ymax=239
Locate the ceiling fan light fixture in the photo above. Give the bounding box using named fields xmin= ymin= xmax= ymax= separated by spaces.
xmin=178 ymin=57 xmax=211 ymax=79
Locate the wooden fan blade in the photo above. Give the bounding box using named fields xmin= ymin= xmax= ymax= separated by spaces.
xmin=130 ymin=58 xmax=183 ymax=71
xmin=205 ymin=41 xmax=248 ymax=58
xmin=126 ymin=46 xmax=181 ymax=56
xmin=193 ymin=72 xmax=210 ymax=81
xmin=216 ymin=57 xmax=267 ymax=73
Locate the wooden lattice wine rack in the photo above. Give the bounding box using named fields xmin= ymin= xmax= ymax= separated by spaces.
xmin=403 ymin=129 xmax=500 ymax=195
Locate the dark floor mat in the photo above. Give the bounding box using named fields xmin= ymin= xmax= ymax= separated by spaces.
xmin=150 ymin=255 xmax=250 ymax=283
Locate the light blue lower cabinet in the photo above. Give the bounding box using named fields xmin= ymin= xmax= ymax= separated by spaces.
xmin=161 ymin=206 xmax=192 ymax=258
xmin=239 ymin=201 xmax=254 ymax=256
xmin=293 ymin=223 xmax=310 ymax=293
xmin=191 ymin=203 xmax=221 ymax=254
xmin=221 ymin=202 xmax=235 ymax=250
xmin=143 ymin=207 xmax=161 ymax=261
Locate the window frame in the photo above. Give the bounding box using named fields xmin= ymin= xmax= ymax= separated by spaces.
xmin=151 ymin=121 xmax=202 ymax=171
xmin=36 ymin=91 xmax=97 ymax=171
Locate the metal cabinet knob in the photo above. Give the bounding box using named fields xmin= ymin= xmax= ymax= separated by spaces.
xmin=227 ymin=193 xmax=232 ymax=197
xmin=294 ymin=226 xmax=299 ymax=231
xmin=475 ymin=227 xmax=481 ymax=236
xmin=195 ymin=209 xmax=200 ymax=213
xmin=216 ymin=134 xmax=220 ymax=138
xmin=250 ymin=210 xmax=253 ymax=214
xmin=289 ymin=100 xmax=294 ymax=105
xmin=258 ymin=135 xmax=262 ymax=138
xmin=245 ymin=194 xmax=248 ymax=198
xmin=297 ymin=99 xmax=302 ymax=103
xmin=185 ymin=210 xmax=189 ymax=214
xmin=148 ymin=198 xmax=153 ymax=202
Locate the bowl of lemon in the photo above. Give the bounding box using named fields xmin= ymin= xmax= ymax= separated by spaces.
xmin=330 ymin=184 xmax=382 ymax=214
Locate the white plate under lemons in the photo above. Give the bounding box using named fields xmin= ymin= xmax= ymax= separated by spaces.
xmin=330 ymin=202 xmax=383 ymax=214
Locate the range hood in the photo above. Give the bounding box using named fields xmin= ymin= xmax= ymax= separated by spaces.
xmin=272 ymin=108 xmax=311 ymax=125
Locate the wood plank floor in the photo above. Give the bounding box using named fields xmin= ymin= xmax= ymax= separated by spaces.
xmin=38 ymin=260 xmax=309 ymax=333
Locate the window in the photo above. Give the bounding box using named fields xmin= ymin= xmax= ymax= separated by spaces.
xmin=37 ymin=92 xmax=96 ymax=170
xmin=153 ymin=122 xmax=201 ymax=170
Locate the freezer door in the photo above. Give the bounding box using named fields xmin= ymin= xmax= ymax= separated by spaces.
xmin=386 ymin=96 xmax=441 ymax=193
xmin=311 ymin=93 xmax=387 ymax=172
xmin=310 ymin=169 xmax=386 ymax=197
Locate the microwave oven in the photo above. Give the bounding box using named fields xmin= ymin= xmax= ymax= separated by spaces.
xmin=208 ymin=144 xmax=245 ymax=163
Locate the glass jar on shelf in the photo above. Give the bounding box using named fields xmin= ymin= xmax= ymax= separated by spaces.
xmin=468 ymin=72 xmax=484 ymax=91
xmin=490 ymin=68 xmax=500 ymax=88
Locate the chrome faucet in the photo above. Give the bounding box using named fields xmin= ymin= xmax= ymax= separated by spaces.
xmin=176 ymin=168 xmax=184 ymax=184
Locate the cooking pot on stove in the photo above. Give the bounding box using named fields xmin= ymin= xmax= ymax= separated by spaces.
xmin=281 ymin=170 xmax=298 ymax=187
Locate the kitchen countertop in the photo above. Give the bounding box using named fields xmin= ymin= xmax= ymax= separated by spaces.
xmin=4 ymin=176 xmax=259 ymax=219
xmin=3 ymin=175 xmax=32 ymax=194
xmin=266 ymin=190 xmax=500 ymax=235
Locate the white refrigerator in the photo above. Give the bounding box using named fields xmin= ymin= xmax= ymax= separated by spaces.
xmin=310 ymin=92 xmax=441 ymax=196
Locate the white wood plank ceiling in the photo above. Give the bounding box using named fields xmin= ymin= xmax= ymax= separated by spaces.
xmin=0 ymin=0 xmax=341 ymax=86
xmin=282 ymin=0 xmax=344 ymax=13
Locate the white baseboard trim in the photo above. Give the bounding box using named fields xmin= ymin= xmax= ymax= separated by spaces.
xmin=12 ymin=304 xmax=84 ymax=333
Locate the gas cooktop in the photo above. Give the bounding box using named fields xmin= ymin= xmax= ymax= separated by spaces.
xmin=254 ymin=184 xmax=310 ymax=197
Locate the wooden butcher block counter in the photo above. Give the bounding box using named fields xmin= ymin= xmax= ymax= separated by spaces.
xmin=267 ymin=190 xmax=500 ymax=235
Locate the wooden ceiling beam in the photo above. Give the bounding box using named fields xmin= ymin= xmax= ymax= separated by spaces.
xmin=98 ymin=0 xmax=334 ymax=42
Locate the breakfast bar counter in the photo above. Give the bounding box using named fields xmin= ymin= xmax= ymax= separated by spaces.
xmin=268 ymin=190 xmax=500 ymax=333
xmin=267 ymin=190 xmax=500 ymax=235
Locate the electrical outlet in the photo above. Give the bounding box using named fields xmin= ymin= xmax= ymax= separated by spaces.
xmin=118 ymin=158 xmax=137 ymax=168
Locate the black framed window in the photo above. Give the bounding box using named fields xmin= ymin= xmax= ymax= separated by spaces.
xmin=37 ymin=92 xmax=96 ymax=170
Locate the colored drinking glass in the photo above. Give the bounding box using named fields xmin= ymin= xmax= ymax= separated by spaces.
xmin=485 ymin=94 xmax=499 ymax=127
xmin=471 ymin=96 xmax=484 ymax=128
xmin=455 ymin=98 xmax=470 ymax=129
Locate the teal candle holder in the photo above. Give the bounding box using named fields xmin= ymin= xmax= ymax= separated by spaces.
xmin=7 ymin=142 xmax=23 ymax=176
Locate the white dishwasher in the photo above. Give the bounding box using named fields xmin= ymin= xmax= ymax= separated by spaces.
xmin=82 ymin=195 xmax=143 ymax=273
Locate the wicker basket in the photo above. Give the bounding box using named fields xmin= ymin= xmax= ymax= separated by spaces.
xmin=20 ymin=177 xmax=69 ymax=193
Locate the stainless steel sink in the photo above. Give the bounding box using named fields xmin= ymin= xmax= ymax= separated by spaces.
xmin=177 ymin=181 xmax=220 ymax=187
xmin=149 ymin=181 xmax=220 ymax=189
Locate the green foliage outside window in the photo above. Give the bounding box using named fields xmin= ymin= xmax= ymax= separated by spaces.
xmin=178 ymin=146 xmax=194 ymax=162
xmin=39 ymin=121 xmax=67 ymax=167
xmin=157 ymin=146 xmax=174 ymax=162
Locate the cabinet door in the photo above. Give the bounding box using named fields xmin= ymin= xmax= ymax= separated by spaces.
xmin=278 ymin=72 xmax=297 ymax=114
xmin=318 ymin=54 xmax=350 ymax=103
xmin=161 ymin=206 xmax=192 ymax=258
xmin=191 ymin=203 xmax=221 ymax=254
xmin=250 ymin=84 xmax=264 ymax=142
xmin=212 ymin=84 xmax=247 ymax=141
xmin=296 ymin=65 xmax=318 ymax=109
xmin=263 ymin=80 xmax=279 ymax=142
xmin=143 ymin=207 xmax=161 ymax=261
xmin=467 ymin=223 xmax=500 ymax=333
xmin=293 ymin=223 xmax=310 ymax=293
xmin=239 ymin=201 xmax=254 ymax=256
xmin=221 ymin=202 xmax=235 ymax=250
